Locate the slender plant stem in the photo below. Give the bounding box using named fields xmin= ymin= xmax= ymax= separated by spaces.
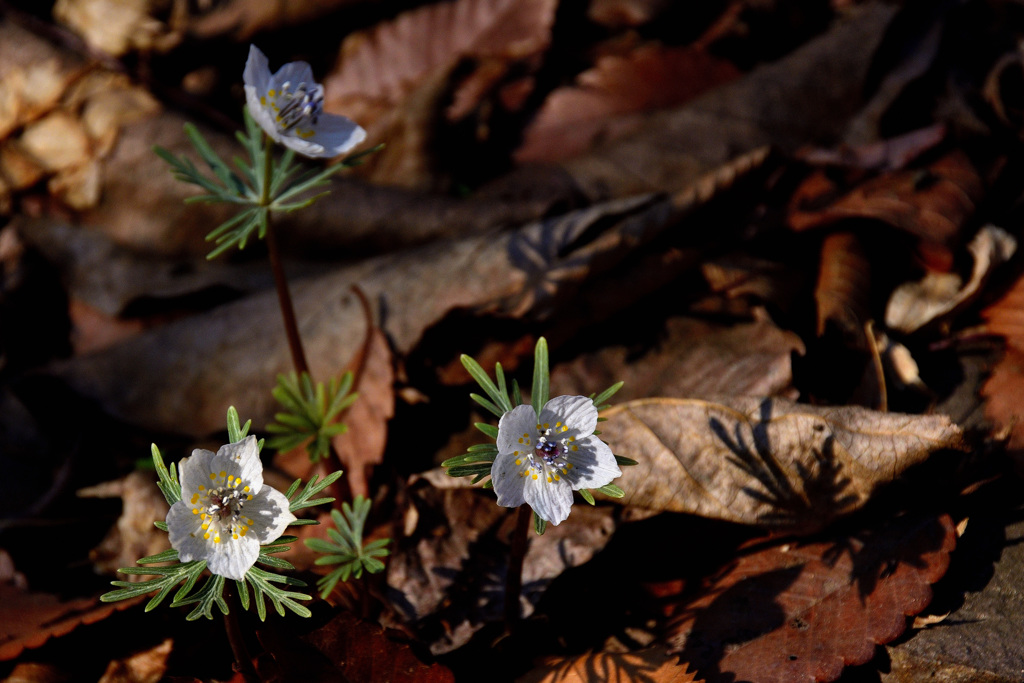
xmin=505 ymin=505 xmax=533 ymax=630
xmin=224 ymin=583 xmax=260 ymax=683
xmin=261 ymin=134 xmax=310 ymax=375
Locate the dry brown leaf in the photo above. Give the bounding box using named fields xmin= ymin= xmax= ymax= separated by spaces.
xmin=515 ymin=43 xmax=740 ymax=163
xmin=980 ymin=271 xmax=1024 ymax=449
xmin=302 ymin=612 xmax=455 ymax=683
xmin=520 ymin=646 xmax=701 ymax=683
xmin=18 ymin=112 xmax=91 ymax=173
xmin=53 ymin=0 xmax=168 ymax=56
xmin=333 ymin=325 xmax=395 ymax=499
xmin=0 ymin=23 xmax=84 ymax=139
xmin=186 ymin=0 xmax=365 ymax=41
xmin=557 ymin=3 xmax=898 ymax=200
xmin=323 ymin=0 xmax=557 ymax=186
xmin=788 ymin=151 xmax=983 ymax=271
xmin=0 ymin=551 xmax=139 ymax=661
xmin=2 ymin=662 xmax=70 ymax=683
xmin=598 ymin=397 xmax=962 ymax=531
xmin=815 ymin=231 xmax=871 ymax=341
xmin=97 ymin=638 xmax=173 ymax=683
xmin=665 ymin=514 xmax=956 ymax=683
xmin=885 ymin=225 xmax=1016 ymax=334
xmin=384 ymin=483 xmax=616 ymax=654
xmin=551 ymin=317 xmax=804 ymax=403
xmin=587 ymin=0 xmax=672 ymax=27
xmin=78 ymin=470 xmax=170 ymax=579
xmin=52 ymin=193 xmax=678 ymax=435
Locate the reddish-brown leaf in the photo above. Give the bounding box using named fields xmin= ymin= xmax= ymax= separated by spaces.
xmin=515 ymin=43 xmax=740 ymax=163
xmin=815 ymin=231 xmax=871 ymax=341
xmin=303 ymin=612 xmax=455 ymax=683
xmin=663 ymin=514 xmax=956 ymax=683
xmin=981 ymin=271 xmax=1024 ymax=448
xmin=521 ymin=646 xmax=702 ymax=683
xmin=0 ymin=551 xmax=140 ymax=661
xmin=323 ymin=0 xmax=557 ymax=185
xmin=788 ymin=150 xmax=983 ymax=271
xmin=332 ymin=324 xmax=395 ymax=499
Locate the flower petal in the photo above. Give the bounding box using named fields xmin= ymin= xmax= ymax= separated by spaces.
xmin=216 ymin=436 xmax=263 ymax=493
xmin=272 ymin=60 xmax=316 ymax=91
xmin=245 ymin=487 xmax=296 ymax=544
xmin=243 ymin=45 xmax=271 ymax=92
xmin=540 ymin=395 xmax=598 ymax=437
xmin=522 ymin=472 xmax=573 ymax=525
xmin=497 ymin=404 xmax=537 ymax=454
xmin=563 ymin=435 xmax=621 ymax=490
xmin=491 ymin=451 xmax=528 ymax=509
xmin=166 ymin=500 xmax=204 ymax=559
xmin=179 ymin=448 xmax=216 ymax=497
xmin=205 ymin=535 xmax=260 ymax=581
xmin=305 ymin=113 xmax=367 ymax=156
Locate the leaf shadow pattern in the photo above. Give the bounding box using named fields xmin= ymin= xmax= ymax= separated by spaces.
xmin=709 ymin=398 xmax=859 ymax=530
xmin=503 ymin=195 xmax=666 ymax=318
xmin=520 ymin=646 xmax=699 ymax=683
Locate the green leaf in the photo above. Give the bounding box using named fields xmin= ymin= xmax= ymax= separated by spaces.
xmin=531 ymin=337 xmax=549 ymax=415
xmin=460 ymin=354 xmax=512 ymax=413
xmin=304 ymin=495 xmax=390 ymax=599
xmin=268 ymin=372 xmax=355 ymax=462
xmin=614 ymin=455 xmax=638 ymax=467
xmin=289 ymin=470 xmax=343 ymax=513
xmin=578 ymin=489 xmax=596 ymax=505
xmin=152 ymin=444 xmax=181 ymax=506
xmin=474 ymin=423 xmax=500 ymax=439
xmin=596 ymin=483 xmax=625 ymax=498
xmin=534 ymin=511 xmax=547 ymax=535
xmin=591 ymin=381 xmax=624 ymax=410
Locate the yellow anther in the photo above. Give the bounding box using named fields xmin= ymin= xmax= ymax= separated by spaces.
xmin=268 ymin=89 xmax=276 ymax=96
xmin=531 ymin=474 xmax=538 ymax=480
xmin=214 ymin=536 xmax=220 ymax=544
xmin=209 ymin=473 xmax=216 ymax=480
xmin=203 ymin=532 xmax=210 ymax=540
xmin=219 ymin=471 xmax=226 ymax=477
xmin=191 ymin=493 xmax=199 ymax=503
xmin=198 ymin=485 xmax=205 ymax=491
xmin=243 ymin=486 xmax=250 ymax=492
xmin=202 ymin=523 xmax=209 ymax=530
xmin=192 ymin=508 xmax=199 ymax=514
xmin=543 ymin=423 xmax=550 ymax=429
xmin=518 ymin=438 xmax=524 ymax=444
xmin=547 ymin=476 xmax=552 ymax=483
xmin=515 ymin=459 xmax=522 ymax=466
xmin=562 ymin=425 xmax=568 ymax=432
xmin=572 ymin=445 xmax=579 ymax=451
xmin=553 ymin=474 xmax=560 ymax=481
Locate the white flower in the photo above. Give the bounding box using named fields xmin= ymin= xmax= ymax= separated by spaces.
xmin=491 ymin=395 xmax=621 ymax=526
xmin=167 ymin=435 xmax=296 ymax=580
xmin=243 ymin=44 xmax=366 ymax=158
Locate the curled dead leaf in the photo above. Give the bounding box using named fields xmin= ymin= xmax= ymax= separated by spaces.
xmin=599 ymin=397 xmax=962 ymax=531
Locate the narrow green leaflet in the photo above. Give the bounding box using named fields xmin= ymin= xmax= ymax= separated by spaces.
xmin=305 ymin=496 xmax=390 ymax=598
xmin=266 ymin=371 xmax=356 ymax=461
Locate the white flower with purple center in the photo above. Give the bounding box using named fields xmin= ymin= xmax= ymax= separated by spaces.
xmin=166 ymin=435 xmax=296 ymax=580
xmin=243 ymin=44 xmax=366 ymax=158
xmin=491 ymin=395 xmax=621 ymax=526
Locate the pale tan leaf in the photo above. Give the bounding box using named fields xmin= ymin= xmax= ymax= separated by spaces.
xmin=18 ymin=112 xmax=91 ymax=173
xmin=53 ymin=0 xmax=167 ymax=57
xmin=886 ymin=225 xmax=1016 ymax=333
xmin=599 ymin=397 xmax=962 ymax=530
xmin=78 ymin=470 xmax=170 ymax=578
xmin=97 ymin=639 xmax=173 ymax=683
